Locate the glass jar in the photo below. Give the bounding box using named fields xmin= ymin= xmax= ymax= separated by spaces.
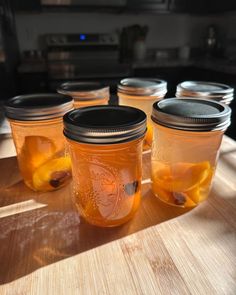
xmin=151 ymin=98 xmax=231 ymax=208
xmin=63 ymin=106 xmax=146 ymax=227
xmin=4 ymin=94 xmax=73 ymax=192
xmin=57 ymin=81 xmax=110 ymax=108
xmin=118 ymin=78 xmax=167 ymax=150
xmin=176 ymin=81 xmax=234 ymax=105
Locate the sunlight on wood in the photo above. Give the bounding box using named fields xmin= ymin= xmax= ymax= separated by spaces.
xmin=0 ymin=199 xmax=47 ymax=218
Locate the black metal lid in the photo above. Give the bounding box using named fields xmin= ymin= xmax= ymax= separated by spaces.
xmin=4 ymin=93 xmax=73 ymax=121
xmin=151 ymin=98 xmax=231 ymax=132
xmin=118 ymin=78 xmax=167 ymax=97
xmin=63 ymin=105 xmax=147 ymax=144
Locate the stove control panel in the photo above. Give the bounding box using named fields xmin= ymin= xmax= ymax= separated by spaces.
xmin=45 ymin=33 xmax=118 ymax=47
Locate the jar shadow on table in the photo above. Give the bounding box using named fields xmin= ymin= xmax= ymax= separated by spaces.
xmin=0 ymin=155 xmax=192 ymax=284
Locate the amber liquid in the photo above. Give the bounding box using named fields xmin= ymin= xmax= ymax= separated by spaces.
xmin=68 ymin=138 xmax=143 ymax=227
xmin=151 ymin=123 xmax=223 ymax=208
xmin=118 ymin=93 xmax=163 ymax=151
xmin=10 ymin=119 xmax=72 ymax=192
xmin=73 ymin=97 xmax=109 ymax=109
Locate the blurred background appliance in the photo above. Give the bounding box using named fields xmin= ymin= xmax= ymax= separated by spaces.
xmin=44 ymin=32 xmax=131 ymax=95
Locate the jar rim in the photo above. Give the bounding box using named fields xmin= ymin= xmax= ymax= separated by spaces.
xmin=176 ymin=81 xmax=234 ymax=102
xmin=63 ymin=105 xmax=147 ymax=144
xmin=151 ymin=98 xmax=231 ymax=132
xmin=4 ymin=93 xmax=73 ymax=121
xmin=57 ymin=81 xmax=109 ymax=101
xmin=118 ymin=77 xmax=167 ymax=97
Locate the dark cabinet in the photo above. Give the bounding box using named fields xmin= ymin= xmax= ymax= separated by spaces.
xmin=169 ymin=0 xmax=236 ymax=14
xmin=207 ymin=0 xmax=236 ymax=13
xmin=127 ymin=0 xmax=168 ymax=12
xmin=169 ymin=0 xmax=207 ymax=13
xmin=9 ymin=0 xmax=41 ymax=12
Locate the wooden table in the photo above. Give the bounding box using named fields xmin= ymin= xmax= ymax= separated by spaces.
xmin=0 ymin=135 xmax=236 ymax=295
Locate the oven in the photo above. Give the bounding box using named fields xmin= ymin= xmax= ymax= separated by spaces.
xmin=44 ymin=33 xmax=131 ymax=101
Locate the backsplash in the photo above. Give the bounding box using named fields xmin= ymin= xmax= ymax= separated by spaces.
xmin=15 ymin=12 xmax=221 ymax=52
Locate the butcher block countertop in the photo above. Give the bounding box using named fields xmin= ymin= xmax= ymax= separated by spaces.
xmin=0 ymin=135 xmax=236 ymax=295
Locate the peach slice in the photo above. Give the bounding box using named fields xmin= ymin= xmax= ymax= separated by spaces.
xmin=153 ymin=161 xmax=211 ymax=192
xmin=152 ymin=183 xmax=171 ymax=202
xmin=32 ymin=156 xmax=72 ymax=191
xmin=21 ymin=136 xmax=56 ymax=171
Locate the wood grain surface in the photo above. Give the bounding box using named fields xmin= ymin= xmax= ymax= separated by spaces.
xmin=0 ymin=136 xmax=236 ymax=295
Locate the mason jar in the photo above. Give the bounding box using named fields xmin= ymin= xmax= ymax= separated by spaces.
xmin=151 ymin=98 xmax=231 ymax=208
xmin=4 ymin=94 xmax=73 ymax=192
xmin=176 ymin=81 xmax=234 ymax=105
xmin=57 ymin=81 xmax=110 ymax=108
xmin=118 ymin=78 xmax=167 ymax=150
xmin=63 ymin=106 xmax=146 ymax=227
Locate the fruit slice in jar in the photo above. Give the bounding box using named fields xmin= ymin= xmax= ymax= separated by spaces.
xmin=153 ymin=161 xmax=211 ymax=192
xmin=32 ymin=156 xmax=72 ymax=191
xmin=186 ymin=166 xmax=214 ymax=203
xmin=152 ymin=183 xmax=171 ymax=203
xmin=20 ymin=136 xmax=56 ymax=171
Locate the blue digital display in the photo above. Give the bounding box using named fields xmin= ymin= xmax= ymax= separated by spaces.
xmin=80 ymin=34 xmax=86 ymax=41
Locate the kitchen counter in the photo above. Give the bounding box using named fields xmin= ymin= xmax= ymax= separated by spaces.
xmin=132 ymin=57 xmax=236 ymax=75
xmin=0 ymin=135 xmax=236 ymax=294
xmin=132 ymin=58 xmax=194 ymax=69
xmin=18 ymin=56 xmax=236 ymax=73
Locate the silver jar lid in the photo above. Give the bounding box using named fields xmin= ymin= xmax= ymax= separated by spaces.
xmin=151 ymin=98 xmax=231 ymax=132
xmin=63 ymin=105 xmax=147 ymax=144
xmin=4 ymin=93 xmax=73 ymax=121
xmin=176 ymin=81 xmax=234 ymax=103
xmin=57 ymin=81 xmax=109 ymax=101
xmin=118 ymin=78 xmax=167 ymax=97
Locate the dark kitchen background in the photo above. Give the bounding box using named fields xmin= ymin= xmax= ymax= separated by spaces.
xmin=1 ymin=0 xmax=236 ymax=138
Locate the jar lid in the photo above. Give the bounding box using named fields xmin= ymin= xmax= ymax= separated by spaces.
xmin=118 ymin=78 xmax=167 ymax=97
xmin=176 ymin=81 xmax=234 ymax=102
xmin=63 ymin=105 xmax=147 ymax=144
xmin=4 ymin=93 xmax=73 ymax=121
xmin=151 ymin=98 xmax=231 ymax=132
xmin=57 ymin=82 xmax=109 ymax=101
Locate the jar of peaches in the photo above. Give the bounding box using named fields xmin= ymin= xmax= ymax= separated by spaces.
xmin=63 ymin=106 xmax=146 ymax=227
xmin=57 ymin=81 xmax=109 ymax=108
xmin=151 ymin=98 xmax=231 ymax=208
xmin=4 ymin=94 xmax=73 ymax=192
xmin=118 ymin=78 xmax=167 ymax=150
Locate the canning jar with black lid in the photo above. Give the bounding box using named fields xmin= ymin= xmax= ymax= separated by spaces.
xmin=176 ymin=81 xmax=234 ymax=105
xmin=151 ymin=98 xmax=231 ymax=208
xmin=118 ymin=78 xmax=167 ymax=150
xmin=63 ymin=105 xmax=146 ymax=227
xmin=57 ymin=81 xmax=110 ymax=108
xmin=4 ymin=93 xmax=74 ymax=192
